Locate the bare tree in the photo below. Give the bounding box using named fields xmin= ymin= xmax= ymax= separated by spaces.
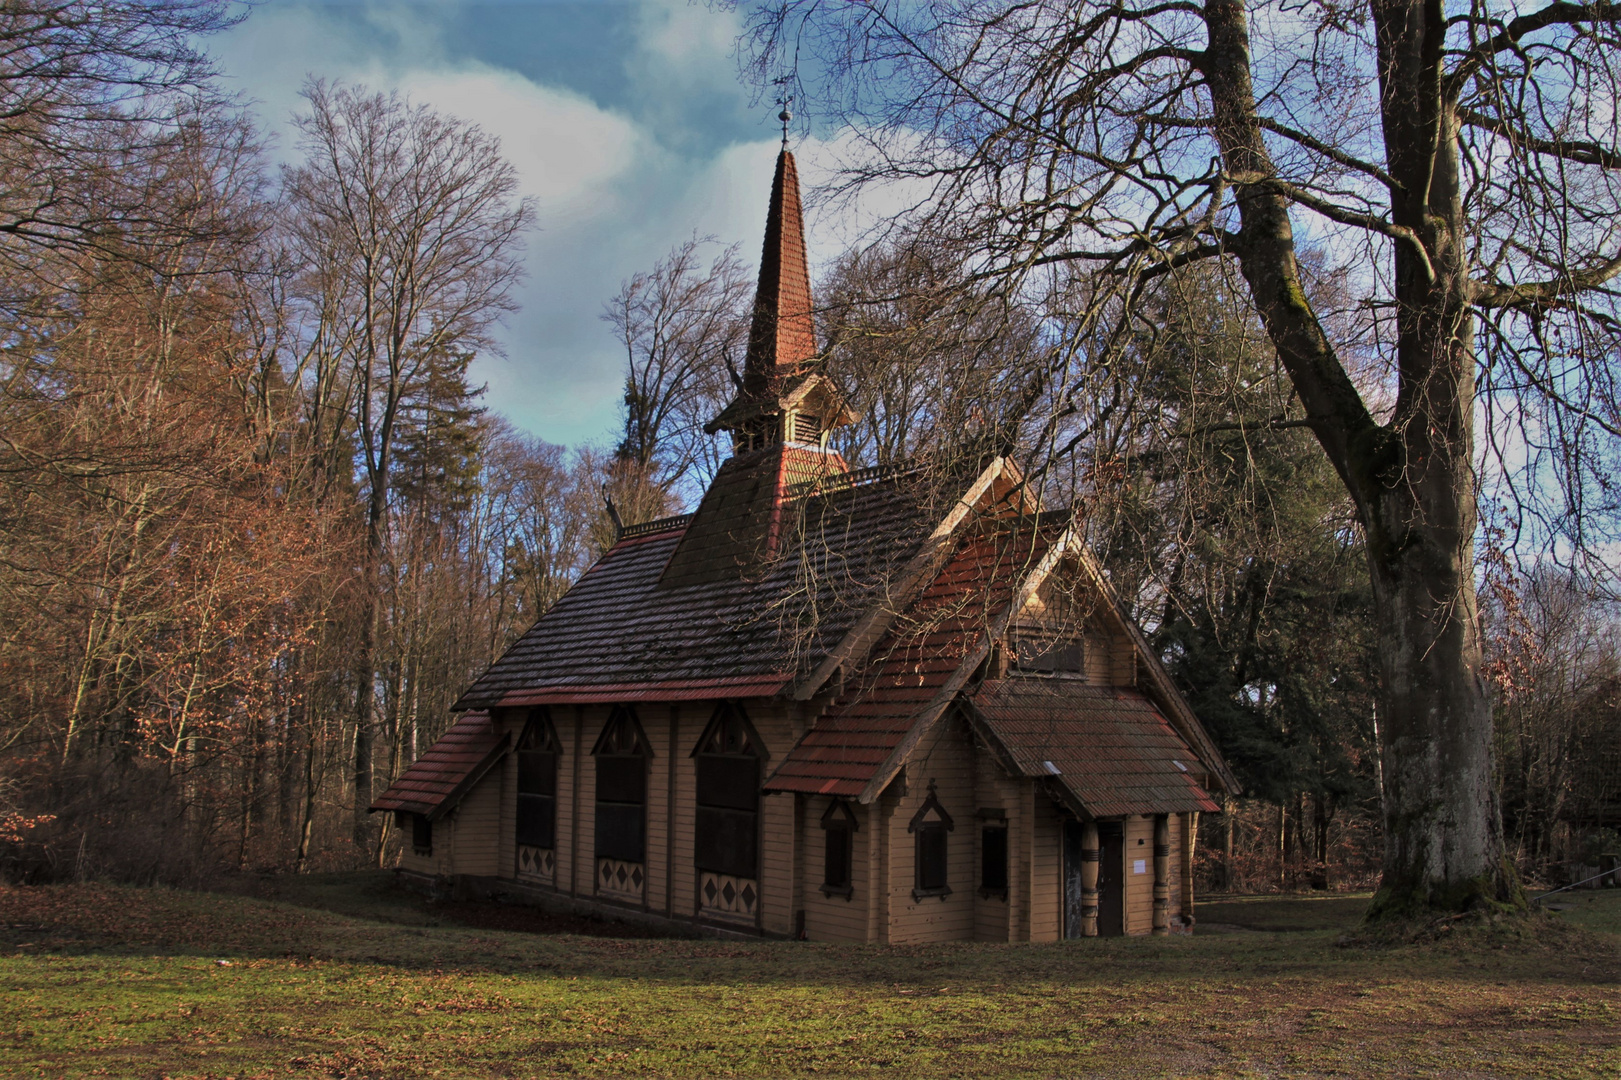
xmin=746 ymin=0 xmax=1621 ymax=918
xmin=283 ymin=81 xmax=534 ymax=853
xmin=0 ymin=1 xmax=243 ymax=283
xmin=603 ymin=238 xmax=753 ymax=515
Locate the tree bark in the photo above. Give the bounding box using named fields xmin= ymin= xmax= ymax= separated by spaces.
xmin=1202 ymin=0 xmax=1521 ymax=917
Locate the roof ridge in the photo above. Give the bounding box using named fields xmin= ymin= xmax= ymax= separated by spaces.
xmin=785 ymin=459 xmax=922 ymax=500
xmin=618 ymin=512 xmax=695 ymax=540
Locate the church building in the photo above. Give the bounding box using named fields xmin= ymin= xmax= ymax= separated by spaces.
xmin=372 ymin=148 xmax=1237 ymax=942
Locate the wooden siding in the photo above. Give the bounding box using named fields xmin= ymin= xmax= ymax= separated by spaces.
xmin=1028 ymin=795 xmax=1062 ymax=942
xmin=643 ymin=706 xmax=669 ymax=914
xmin=576 ymin=706 xmax=603 ymax=897
xmin=397 ymin=820 xmax=446 ymax=878
xmin=885 ymin=713 xmax=977 ymax=945
xmin=670 ymin=704 xmax=697 ymax=918
xmin=448 ymin=766 xmax=503 ymax=877
xmin=496 ymin=712 xmax=519 ymax=880
xmin=972 ymin=741 xmax=1019 ymax=942
xmin=800 ymin=796 xmax=871 ymax=941
xmin=751 ymin=701 xmax=796 ymax=935
xmin=1125 ymin=814 xmax=1154 ymax=934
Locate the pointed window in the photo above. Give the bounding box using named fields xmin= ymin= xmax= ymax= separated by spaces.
xmin=909 ymin=782 xmax=955 ymax=901
xmin=516 ymin=709 xmax=560 ymax=850
xmin=820 ymin=800 xmax=858 ymax=898
xmin=593 ymin=707 xmax=651 ymax=864
xmin=692 ymin=703 xmax=764 ymax=880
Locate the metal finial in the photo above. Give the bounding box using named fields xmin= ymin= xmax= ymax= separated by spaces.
xmin=776 ymin=95 xmax=793 ymax=148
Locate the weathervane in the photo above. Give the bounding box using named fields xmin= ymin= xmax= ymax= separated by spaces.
xmin=773 ymin=76 xmax=793 ymax=148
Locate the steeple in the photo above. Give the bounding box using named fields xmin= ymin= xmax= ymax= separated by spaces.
xmin=706 ymin=148 xmax=855 ymax=453
xmin=663 ymin=148 xmax=859 ymax=585
xmin=742 ymin=149 xmax=817 ymax=399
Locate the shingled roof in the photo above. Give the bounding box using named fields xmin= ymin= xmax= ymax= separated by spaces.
xmin=370 ymin=711 xmax=508 ymax=819
xmin=962 ymin=680 xmax=1222 ymax=817
xmin=452 ymin=462 xmax=963 ymax=710
xmin=765 ymin=514 xmax=1066 ymax=799
xmin=742 ymin=148 xmax=816 ymax=398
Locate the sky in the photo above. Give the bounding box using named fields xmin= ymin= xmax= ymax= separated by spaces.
xmin=214 ymin=0 xmax=858 ymax=449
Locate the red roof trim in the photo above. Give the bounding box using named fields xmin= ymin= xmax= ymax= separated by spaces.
xmin=496 ymin=673 xmax=790 ymax=706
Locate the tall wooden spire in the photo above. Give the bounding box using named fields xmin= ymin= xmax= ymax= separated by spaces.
xmin=742 ymin=149 xmax=817 ymax=399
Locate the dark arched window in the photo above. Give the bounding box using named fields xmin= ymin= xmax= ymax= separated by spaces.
xmin=516 ymin=709 xmax=559 ymax=851
xmin=593 ymin=707 xmax=651 ymax=864
xmin=693 ymin=703 xmax=764 ymax=880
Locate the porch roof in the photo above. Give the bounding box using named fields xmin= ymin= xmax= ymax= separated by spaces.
xmin=962 ymin=679 xmax=1221 ymax=817
xmin=369 ymin=711 xmax=509 ymax=820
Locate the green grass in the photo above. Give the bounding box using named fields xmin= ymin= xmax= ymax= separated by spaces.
xmin=2 ymin=875 xmax=1619 ymax=1078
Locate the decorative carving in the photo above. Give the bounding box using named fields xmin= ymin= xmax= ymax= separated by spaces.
xmin=1152 ymin=813 xmax=1171 ymax=935
xmin=517 ymin=844 xmax=554 ymax=884
xmin=699 ymin=870 xmax=759 ymax=923
xmin=596 ymin=857 xmax=645 ymax=903
xmin=1080 ymin=821 xmax=1100 ymax=937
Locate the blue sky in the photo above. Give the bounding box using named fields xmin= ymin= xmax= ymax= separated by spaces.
xmin=215 ymin=1 xmax=862 ymax=449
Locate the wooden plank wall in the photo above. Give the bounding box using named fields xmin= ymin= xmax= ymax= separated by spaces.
xmin=973 ymin=741 xmax=1019 ymax=942
xmin=1028 ymin=795 xmax=1062 ymax=942
xmin=668 ymin=705 xmax=696 ymax=919
xmin=751 ymin=701 xmax=796 ymax=936
xmin=397 ymin=833 xmax=440 ymax=877
xmin=642 ymin=705 xmax=669 ymax=915
xmin=1124 ymin=814 xmax=1153 ymax=933
xmin=496 ymin=712 xmax=519 ymax=880
xmin=573 ymin=705 xmax=604 ymax=897
xmin=800 ymin=796 xmax=871 ymax=941
xmin=884 ymin=713 xmax=977 ymax=945
xmin=449 ymin=765 xmax=502 ymax=877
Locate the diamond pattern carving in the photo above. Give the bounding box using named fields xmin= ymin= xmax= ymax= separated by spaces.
xmin=517 ymin=844 xmax=555 ymax=884
xmin=698 ymin=870 xmax=759 ymax=923
xmin=596 ymin=858 xmax=645 ymax=903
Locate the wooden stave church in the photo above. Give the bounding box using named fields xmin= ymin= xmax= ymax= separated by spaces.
xmin=372 ymin=148 xmax=1238 ymax=943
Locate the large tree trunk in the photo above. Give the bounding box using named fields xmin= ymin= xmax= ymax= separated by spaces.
xmin=1202 ymin=0 xmax=1523 ymax=918
xmin=1362 ymin=465 xmax=1518 ymax=915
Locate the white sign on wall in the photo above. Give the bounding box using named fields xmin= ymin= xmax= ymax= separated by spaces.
xmin=1133 ymin=859 xmax=1147 ymax=875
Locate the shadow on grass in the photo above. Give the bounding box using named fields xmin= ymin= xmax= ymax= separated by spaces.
xmin=1197 ymin=892 xmax=1372 ymax=933
xmin=0 ymin=874 xmax=1615 ymax=993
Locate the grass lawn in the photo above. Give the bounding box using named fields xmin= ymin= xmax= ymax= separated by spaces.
xmin=2 ymin=875 xmax=1618 ymax=1078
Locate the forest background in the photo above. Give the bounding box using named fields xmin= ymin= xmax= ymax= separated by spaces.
xmin=0 ymin=0 xmax=1615 ymax=895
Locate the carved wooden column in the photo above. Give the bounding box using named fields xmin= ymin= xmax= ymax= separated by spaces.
xmin=1078 ymin=820 xmax=1099 ymax=936
xmin=1152 ymin=813 xmax=1171 ymax=935
xmin=1181 ymin=812 xmax=1198 ymax=929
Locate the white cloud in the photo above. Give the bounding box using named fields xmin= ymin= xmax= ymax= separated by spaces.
xmin=215 ymin=1 xmax=915 ymax=448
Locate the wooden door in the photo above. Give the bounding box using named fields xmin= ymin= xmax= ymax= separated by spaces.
xmin=1063 ymin=820 xmax=1084 ymax=938
xmin=1096 ymin=821 xmax=1125 ymax=936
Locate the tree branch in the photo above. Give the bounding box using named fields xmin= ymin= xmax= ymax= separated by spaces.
xmin=1457 ymin=107 xmax=1621 ymax=169
xmin=1471 ymin=251 xmax=1621 ymax=308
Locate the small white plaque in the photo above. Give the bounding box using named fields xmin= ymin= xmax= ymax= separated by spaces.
xmin=1133 ymin=859 xmax=1147 ymax=875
